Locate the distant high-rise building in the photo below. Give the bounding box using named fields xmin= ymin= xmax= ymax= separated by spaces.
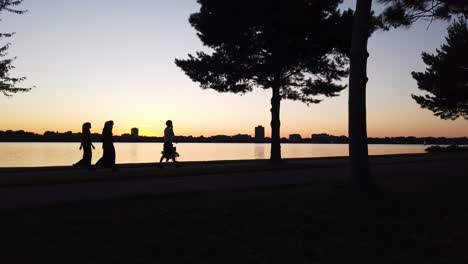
xmin=131 ymin=127 xmax=139 ymax=137
xmin=289 ymin=134 xmax=302 ymax=143
xmin=255 ymin=126 xmax=265 ymax=142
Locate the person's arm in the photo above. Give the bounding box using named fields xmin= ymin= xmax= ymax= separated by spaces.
xmin=86 ymin=135 xmax=94 ymax=149
xmin=88 ymin=134 xmax=95 ymax=149
xmin=79 ymin=137 xmax=84 ymax=150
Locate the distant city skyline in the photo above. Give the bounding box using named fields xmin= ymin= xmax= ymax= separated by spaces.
xmin=130 ymin=128 xmax=139 ymax=137
xmin=4 ymin=127 xmax=468 ymax=141
xmin=2 ymin=129 xmax=467 ymax=146
xmin=1 ymin=0 xmax=467 ymax=138
xmin=255 ymin=126 xmax=265 ymax=142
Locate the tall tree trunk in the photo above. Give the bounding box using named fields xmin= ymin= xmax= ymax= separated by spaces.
xmin=348 ymin=0 xmax=372 ymax=189
xmin=270 ymin=86 xmax=282 ymax=163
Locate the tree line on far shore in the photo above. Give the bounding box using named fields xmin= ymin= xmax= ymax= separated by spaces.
xmin=1 ymin=130 xmax=467 ymax=145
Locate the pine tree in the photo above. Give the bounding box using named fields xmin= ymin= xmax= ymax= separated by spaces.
xmin=379 ymin=0 xmax=468 ymax=27
xmin=0 ymin=0 xmax=31 ymax=96
xmin=175 ymin=0 xmax=353 ymax=162
xmin=412 ymin=18 xmax=468 ymax=120
xmin=348 ymin=0 xmax=467 ymax=190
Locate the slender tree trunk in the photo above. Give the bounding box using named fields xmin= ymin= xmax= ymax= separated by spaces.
xmin=270 ymin=85 xmax=282 ymax=163
xmin=348 ymin=0 xmax=372 ymax=189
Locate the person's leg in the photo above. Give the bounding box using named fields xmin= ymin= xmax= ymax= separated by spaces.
xmin=163 ymin=142 xmax=172 ymax=154
xmin=99 ymin=145 xmax=116 ymax=171
xmin=73 ymin=157 xmax=82 ymax=167
xmin=84 ymin=146 xmax=92 ymax=168
xmin=161 ymin=143 xmax=171 ymax=168
xmin=79 ymin=154 xmax=91 ymax=170
xmin=159 ymin=154 xmax=165 ymax=168
xmin=92 ymin=157 xmax=101 ymax=170
xmin=95 ymin=146 xmax=108 ymax=169
xmin=173 ymin=156 xmax=181 ymax=167
xmin=110 ymin=145 xmax=116 ymax=164
xmin=74 ymin=147 xmax=86 ymax=167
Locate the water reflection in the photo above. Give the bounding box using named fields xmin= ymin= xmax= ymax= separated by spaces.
xmin=129 ymin=143 xmax=139 ymax=163
xmin=0 ymin=143 xmax=427 ymax=167
xmin=254 ymin=144 xmax=266 ymax=159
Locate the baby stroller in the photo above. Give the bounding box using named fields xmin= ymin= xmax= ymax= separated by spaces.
xmin=159 ymin=144 xmax=180 ymax=168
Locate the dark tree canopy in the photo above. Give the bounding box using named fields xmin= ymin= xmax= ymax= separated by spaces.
xmin=175 ymin=0 xmax=353 ymax=161
xmin=175 ymin=0 xmax=353 ymax=104
xmin=0 ymin=0 xmax=31 ymax=96
xmin=0 ymin=0 xmax=25 ymax=14
xmin=377 ymin=0 xmax=468 ymax=120
xmin=379 ymin=0 xmax=468 ymax=27
xmin=411 ymin=18 xmax=468 ymax=120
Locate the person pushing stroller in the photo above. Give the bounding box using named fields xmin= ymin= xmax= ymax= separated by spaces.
xmin=159 ymin=120 xmax=180 ymax=168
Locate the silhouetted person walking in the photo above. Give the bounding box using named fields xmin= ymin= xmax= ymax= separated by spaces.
xmin=94 ymin=120 xmax=117 ymax=172
xmin=73 ymin=122 xmax=95 ymax=169
xmin=159 ymin=120 xmax=180 ymax=168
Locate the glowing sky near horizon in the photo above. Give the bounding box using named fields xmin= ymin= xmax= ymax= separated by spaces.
xmin=1 ymin=0 xmax=467 ymax=138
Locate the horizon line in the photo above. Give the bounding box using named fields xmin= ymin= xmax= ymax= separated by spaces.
xmin=1 ymin=129 xmax=467 ymax=139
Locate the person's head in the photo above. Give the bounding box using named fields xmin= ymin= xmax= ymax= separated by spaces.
xmin=166 ymin=120 xmax=173 ymax=128
xmin=82 ymin=122 xmax=91 ymax=133
xmin=103 ymin=120 xmax=114 ymax=135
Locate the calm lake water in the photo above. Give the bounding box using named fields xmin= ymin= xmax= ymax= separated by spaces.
xmin=0 ymin=143 xmax=427 ymax=167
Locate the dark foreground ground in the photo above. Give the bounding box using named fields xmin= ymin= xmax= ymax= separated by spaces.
xmin=1 ymin=154 xmax=468 ymax=263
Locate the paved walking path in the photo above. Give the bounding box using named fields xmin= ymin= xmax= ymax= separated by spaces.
xmin=0 ymin=167 xmax=343 ymax=209
xmin=1 ymin=154 xmax=466 ymax=209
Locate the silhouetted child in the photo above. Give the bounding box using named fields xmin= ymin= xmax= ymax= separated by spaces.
xmin=73 ymin=122 xmax=95 ymax=169
xmin=159 ymin=120 xmax=180 ymax=168
xmin=93 ymin=120 xmax=117 ymax=172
